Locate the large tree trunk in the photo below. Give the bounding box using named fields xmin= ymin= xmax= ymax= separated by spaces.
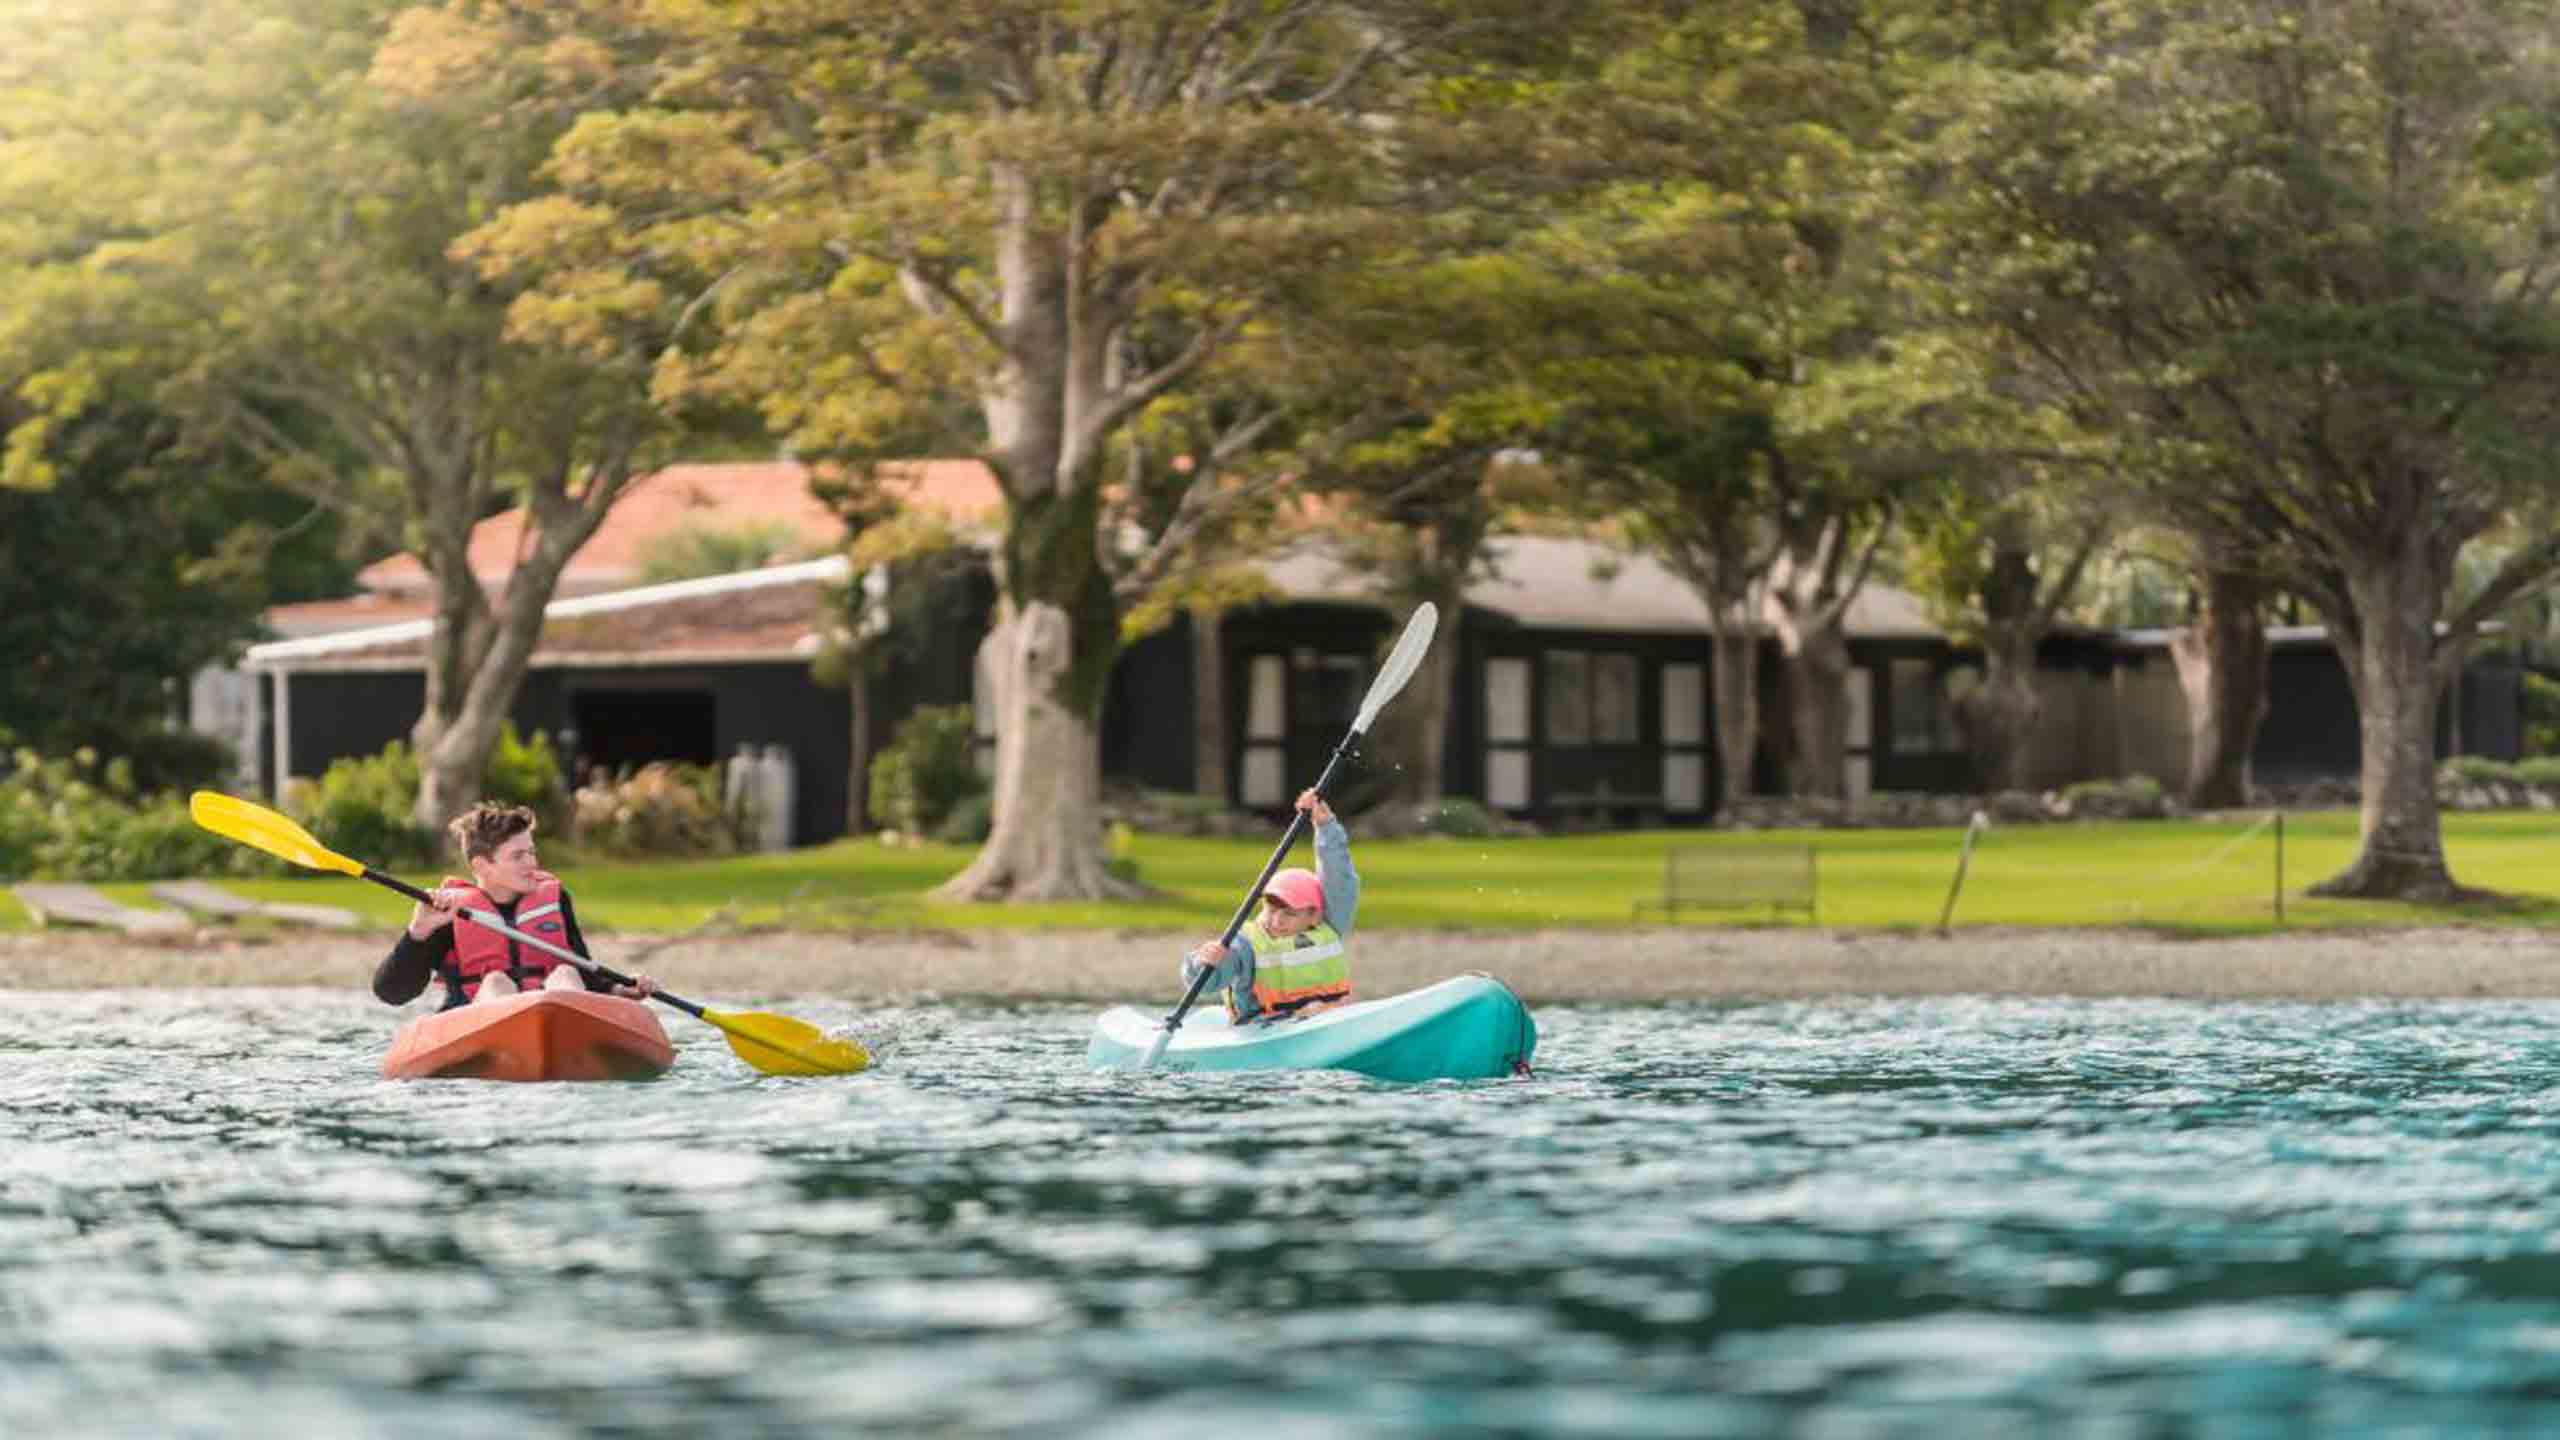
xmin=412 ymin=575 xmax=552 ymax=834
xmin=2169 ymin=566 xmax=2270 ymax=809
xmin=930 ymin=606 xmax=1140 ymax=901
xmin=1779 ymin=624 xmax=1852 ymax=799
xmin=926 ymin=162 xmax=1140 ymax=901
xmin=1959 ymin=643 xmax=2043 ymax=793
xmin=409 ymin=449 xmax=636 ymax=835
xmin=1707 ymin=626 xmax=1760 ymax=811
xmin=1957 ymin=543 xmax=2048 ymax=794
xmin=1768 ymin=510 xmax=1888 ymax=802
xmin=2311 ymin=545 xmax=2462 ymax=900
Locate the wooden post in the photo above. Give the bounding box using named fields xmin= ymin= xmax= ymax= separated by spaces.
xmin=1936 ymin=810 xmax=1989 ymax=936
xmin=2273 ymin=809 xmax=2284 ymax=926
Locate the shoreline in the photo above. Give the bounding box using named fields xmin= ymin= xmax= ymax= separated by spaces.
xmin=6 ymin=924 xmax=2560 ymax=1002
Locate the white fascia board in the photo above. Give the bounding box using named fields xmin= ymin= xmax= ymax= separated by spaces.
xmin=245 ymin=555 xmax=850 ymax=669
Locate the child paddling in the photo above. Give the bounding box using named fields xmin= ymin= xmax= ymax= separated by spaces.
xmin=1181 ymin=787 xmax=1361 ymax=1023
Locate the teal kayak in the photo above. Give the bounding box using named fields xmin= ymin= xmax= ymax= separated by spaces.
xmin=1087 ymin=973 xmax=1536 ymax=1081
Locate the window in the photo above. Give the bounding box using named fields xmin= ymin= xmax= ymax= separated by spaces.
xmin=1484 ymin=657 xmax=1532 ymax=808
xmin=1486 ymin=657 xmax=1531 ymax=743
xmin=1592 ymin=653 xmax=1640 ymax=744
xmin=1241 ymin=655 xmax=1288 ymax=805
xmin=1545 ymin=652 xmax=1590 ymax=744
xmin=1888 ymin=658 xmax=1962 ymax=754
xmin=1660 ymin=662 xmax=1704 ymax=745
xmin=1661 ymin=660 xmax=1707 ymax=812
xmin=1294 ymin=651 xmax=1365 ymax=728
xmin=1544 ymin=650 xmax=1640 ymax=746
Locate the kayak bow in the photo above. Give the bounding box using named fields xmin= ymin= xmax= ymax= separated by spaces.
xmin=1091 ymin=974 xmax=1535 ymax=1082
xmin=382 ymin=989 xmax=676 ymax=1082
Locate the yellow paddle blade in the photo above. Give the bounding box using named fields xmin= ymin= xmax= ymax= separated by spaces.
xmin=190 ymin=791 xmax=365 ymax=876
xmin=704 ymin=1009 xmax=871 ymax=1076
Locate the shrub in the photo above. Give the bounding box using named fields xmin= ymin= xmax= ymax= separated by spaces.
xmin=288 ymin=742 xmax=437 ymax=871
xmin=2058 ymin=773 xmax=2166 ymax=819
xmin=931 ymin=789 xmax=994 ymax=845
xmin=1408 ymin=797 xmax=1503 ymax=838
xmin=0 ymin=753 xmax=57 ymax=876
xmin=634 ymin=520 xmax=809 ymax=585
xmin=2440 ymin=755 xmax=2521 ymax=788
xmin=483 ymin=724 xmax=570 ymax=837
xmin=2514 ymin=756 xmax=2560 ymax=788
xmin=115 ymin=728 xmax=240 ymax=796
xmin=36 ymin=796 xmax=251 ymax=881
xmin=571 ymin=762 xmax=744 ymax=858
xmin=0 ymin=748 xmax=270 ymax=881
xmin=1104 ymin=818 xmax=1143 ymax=886
xmin=2526 ymin=671 xmax=2560 ymax=756
xmin=869 ymin=704 xmax=985 ymax=837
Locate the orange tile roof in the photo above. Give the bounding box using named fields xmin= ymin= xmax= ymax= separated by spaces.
xmin=356 ymin=458 xmax=1002 ymax=595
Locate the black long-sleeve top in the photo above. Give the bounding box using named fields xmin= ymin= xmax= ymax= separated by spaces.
xmin=373 ymin=889 xmax=593 ymax=1009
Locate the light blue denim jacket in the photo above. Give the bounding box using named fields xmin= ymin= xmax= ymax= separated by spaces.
xmin=1179 ymin=817 xmax=1359 ymax=1022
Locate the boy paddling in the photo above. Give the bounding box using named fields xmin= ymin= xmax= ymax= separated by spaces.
xmin=373 ymin=803 xmax=656 ymax=1010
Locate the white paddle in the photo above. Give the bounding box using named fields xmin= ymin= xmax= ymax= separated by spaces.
xmin=1138 ymin=601 xmax=1442 ymax=1069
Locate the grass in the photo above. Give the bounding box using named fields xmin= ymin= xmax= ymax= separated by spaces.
xmin=7 ymin=808 xmax=2560 ymax=938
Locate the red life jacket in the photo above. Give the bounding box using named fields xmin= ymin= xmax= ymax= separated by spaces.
xmin=438 ymin=875 xmax=580 ymax=1004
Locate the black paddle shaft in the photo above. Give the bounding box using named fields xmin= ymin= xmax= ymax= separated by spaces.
xmin=1154 ymin=731 xmax=1362 ymax=1038
xmin=363 ymin=866 xmax=710 ymax=1020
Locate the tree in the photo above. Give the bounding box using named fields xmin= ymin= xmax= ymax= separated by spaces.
xmin=3 ymin=0 xmax=712 ymax=829
xmin=460 ymin=0 xmax=1678 ymax=898
xmin=0 ymin=396 xmax=354 ymax=786
xmin=1915 ymin=0 xmax=2560 ymax=897
xmin=1899 ymin=471 xmax=2106 ymax=793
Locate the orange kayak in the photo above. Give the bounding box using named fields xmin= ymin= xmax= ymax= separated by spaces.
xmin=382 ymin=989 xmax=676 ymax=1082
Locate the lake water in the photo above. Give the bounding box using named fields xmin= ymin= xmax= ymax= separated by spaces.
xmin=6 ymin=989 xmax=2560 ymax=1437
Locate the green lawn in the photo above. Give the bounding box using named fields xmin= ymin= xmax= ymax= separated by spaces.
xmin=8 ymin=809 xmax=2560 ymax=937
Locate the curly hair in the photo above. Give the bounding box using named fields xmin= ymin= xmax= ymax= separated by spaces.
xmin=448 ymin=802 xmax=538 ymax=863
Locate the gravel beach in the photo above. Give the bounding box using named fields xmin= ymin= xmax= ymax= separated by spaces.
xmin=6 ymin=923 xmax=2559 ymax=1003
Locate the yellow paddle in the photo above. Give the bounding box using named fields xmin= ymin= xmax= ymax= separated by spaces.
xmin=188 ymin=791 xmax=869 ymax=1077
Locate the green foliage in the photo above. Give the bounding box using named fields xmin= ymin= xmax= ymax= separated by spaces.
xmin=931 ymin=790 xmax=994 ymax=847
xmin=2515 ymin=757 xmax=2560 ymax=788
xmin=0 ymin=748 xmax=266 ymax=882
xmin=37 ymin=798 xmax=248 ymax=883
xmin=1128 ymin=789 xmax=1235 ymax=833
xmin=2440 ymin=756 xmax=2523 ymax=788
xmin=867 ymin=705 xmax=986 ymax=839
xmin=287 ymin=743 xmax=438 ymax=871
xmin=2524 ymin=672 xmax=2560 ymax=756
xmin=2058 ymin=774 xmax=2167 ymax=819
xmin=1406 ymin=797 xmax=1505 ymax=839
xmin=0 ymin=397 xmax=347 ymax=785
xmin=482 ymin=724 xmax=570 ymax=838
xmin=277 ymin=726 xmax=566 ymax=871
xmin=570 ymin=762 xmax=744 ymax=859
xmin=635 ymin=521 xmax=809 ymax=585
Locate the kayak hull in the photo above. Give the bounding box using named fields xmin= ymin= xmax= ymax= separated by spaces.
xmin=1087 ymin=973 xmax=1535 ymax=1082
xmin=382 ymin=989 xmax=675 ymax=1082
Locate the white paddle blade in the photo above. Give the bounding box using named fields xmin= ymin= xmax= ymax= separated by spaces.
xmin=1353 ymin=601 xmax=1440 ymax=734
xmin=1137 ymin=1026 xmax=1174 ymax=1071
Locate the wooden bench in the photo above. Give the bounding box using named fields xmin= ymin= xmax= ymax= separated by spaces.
xmin=148 ymin=880 xmax=361 ymax=930
xmin=1633 ymin=844 xmax=1818 ymax=925
xmin=10 ymin=883 xmax=193 ymax=936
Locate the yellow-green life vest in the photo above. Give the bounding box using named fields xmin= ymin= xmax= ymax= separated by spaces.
xmin=1236 ymin=918 xmax=1351 ymax=1020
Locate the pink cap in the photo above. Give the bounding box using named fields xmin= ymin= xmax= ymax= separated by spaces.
xmin=1263 ymin=867 xmax=1324 ymax=912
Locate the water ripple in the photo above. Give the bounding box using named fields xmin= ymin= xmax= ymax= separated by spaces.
xmin=9 ymin=990 xmax=2560 ymax=1434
